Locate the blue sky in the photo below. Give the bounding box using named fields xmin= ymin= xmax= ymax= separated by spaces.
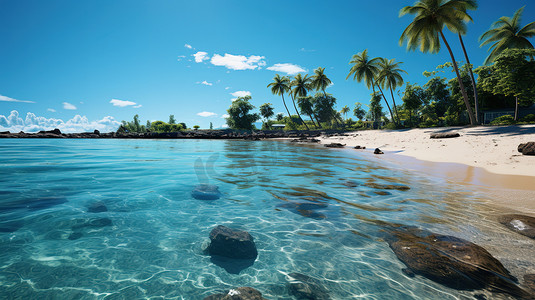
xmin=1 ymin=0 xmax=534 ymax=132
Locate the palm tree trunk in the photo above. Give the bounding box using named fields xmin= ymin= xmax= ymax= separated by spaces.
xmin=389 ymin=86 xmax=401 ymax=125
xmin=514 ymin=96 xmax=519 ymax=121
xmin=439 ymin=30 xmax=476 ymax=125
xmin=322 ymin=89 xmax=342 ymax=128
xmin=458 ymin=34 xmax=480 ymax=124
xmin=374 ymin=83 xmax=396 ymax=126
xmin=307 ymin=113 xmax=319 ymax=129
xmin=281 ymin=94 xmax=292 ymax=119
xmin=290 ymin=94 xmax=309 ymax=130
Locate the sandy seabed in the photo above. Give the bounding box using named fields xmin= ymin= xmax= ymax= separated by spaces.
xmin=318 ymin=124 xmax=535 ymax=213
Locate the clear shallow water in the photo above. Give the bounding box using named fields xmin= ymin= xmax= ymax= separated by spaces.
xmin=0 ymin=139 xmax=532 ymax=299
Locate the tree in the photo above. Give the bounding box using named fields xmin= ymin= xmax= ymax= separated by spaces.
xmin=479 ymin=6 xmax=535 ymax=65
xmin=259 ymin=103 xmax=275 ymax=128
xmin=146 ymin=120 xmax=151 ymax=131
xmin=117 ymin=114 xmax=146 ymax=133
xmin=226 ymin=95 xmax=260 ymax=130
xmin=312 ymin=93 xmax=338 ymax=126
xmin=267 ymin=74 xmax=292 ymax=119
xmin=475 ymin=49 xmax=535 ymax=120
xmin=290 ymin=73 xmax=313 ymax=130
xmin=311 ymin=67 xmax=340 ymax=127
xmin=276 ymin=113 xmax=284 ymax=121
xmin=297 ymin=96 xmax=321 ymax=128
xmin=168 ymin=115 xmax=176 ymax=124
xmin=399 ymin=0 xmax=477 ymax=125
xmin=377 ymin=58 xmax=407 ymax=124
xmin=402 ymin=83 xmax=425 ymax=126
xmin=193 ymin=125 xmax=200 ymax=130
xmin=353 ymin=103 xmax=366 ymax=120
xmin=347 ymin=49 xmax=396 ymax=125
xmin=369 ymin=92 xmax=384 ymax=128
xmin=210 ymin=122 xmax=213 ymax=130
xmin=340 ymin=105 xmax=350 ymax=120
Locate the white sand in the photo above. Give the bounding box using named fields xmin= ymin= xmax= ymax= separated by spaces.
xmin=319 ymin=125 xmax=535 ymax=177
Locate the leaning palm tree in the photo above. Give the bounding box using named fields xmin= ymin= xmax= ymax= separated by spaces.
xmin=479 ymin=6 xmax=535 ymax=65
xmin=340 ymin=106 xmax=350 ymax=121
xmin=267 ymin=74 xmax=292 ymax=119
xmin=377 ymin=58 xmax=407 ymax=125
xmin=311 ymin=67 xmax=341 ymax=127
xmin=292 ymin=74 xmax=320 ymax=128
xmin=347 ymin=50 xmax=396 ymax=124
xmin=289 ymin=74 xmax=310 ymax=130
xmin=297 ymin=96 xmax=321 ymax=128
xmin=399 ymin=0 xmax=477 ymax=125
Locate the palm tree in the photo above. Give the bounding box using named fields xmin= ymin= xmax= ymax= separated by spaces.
xmin=377 ymin=58 xmax=407 ymax=125
xmin=267 ymin=74 xmax=292 ymax=119
xmin=297 ymin=96 xmax=321 ymax=128
xmin=311 ymin=67 xmax=341 ymax=127
xmin=347 ymin=50 xmax=396 ymax=125
xmin=399 ymin=0 xmax=477 ymax=125
xmin=340 ymin=106 xmax=350 ymax=121
xmin=289 ymin=74 xmax=310 ymax=130
xmin=480 ymin=6 xmax=535 ymax=65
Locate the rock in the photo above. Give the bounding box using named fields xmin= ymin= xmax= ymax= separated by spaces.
xmin=342 ymin=180 xmax=359 ymax=188
xmin=287 ymin=273 xmax=331 ymax=300
xmin=324 ymin=143 xmax=345 ymax=148
xmin=364 ymin=182 xmax=410 ymax=191
xmin=93 ymin=129 xmax=100 ymax=135
xmin=192 ymin=184 xmax=221 ymax=200
xmin=87 ymin=201 xmax=108 ymax=213
xmin=498 ymin=214 xmax=535 ymax=239
xmin=385 ymin=226 xmax=532 ymax=298
xmin=374 ymin=148 xmax=384 ymax=154
xmin=290 ymin=137 xmax=320 ymax=143
xmin=518 ymin=142 xmax=535 ymax=155
xmin=524 ymin=274 xmax=535 ymax=293
xmin=430 ymin=132 xmax=460 ymax=139
xmin=38 ymin=128 xmax=62 ymax=135
xmin=208 ymin=225 xmax=258 ymax=260
xmin=204 ymin=287 xmax=267 ymax=300
xmin=374 ymin=191 xmax=392 ymax=196
xmin=353 ymin=145 xmax=366 ymax=149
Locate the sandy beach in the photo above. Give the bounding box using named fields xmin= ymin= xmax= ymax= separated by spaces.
xmin=318 ymin=125 xmax=535 ymax=212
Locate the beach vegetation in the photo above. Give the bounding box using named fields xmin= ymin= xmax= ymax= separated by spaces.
xmin=117 ymin=114 xmax=147 ymax=133
xmin=377 ymin=58 xmax=407 ymax=125
xmin=267 ymin=74 xmax=292 ymax=119
xmin=289 ymin=74 xmax=310 ymax=130
xmin=150 ymin=120 xmax=184 ymax=132
xmin=168 ymin=114 xmax=176 ymax=124
xmin=490 ymin=114 xmax=515 ymax=125
xmin=259 ymin=103 xmax=275 ymax=128
xmin=368 ymin=92 xmax=385 ymax=128
xmin=311 ymin=67 xmax=340 ymax=128
xmin=193 ymin=125 xmax=200 ymax=130
xmin=297 ymin=96 xmax=322 ymax=129
xmin=225 ymin=95 xmax=260 ymax=130
xmin=353 ymin=103 xmax=366 ymax=121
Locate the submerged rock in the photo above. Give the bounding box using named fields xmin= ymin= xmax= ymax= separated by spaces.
xmin=385 ymin=226 xmax=532 ymax=298
xmin=87 ymin=201 xmax=108 ymax=213
xmin=192 ymin=184 xmax=222 ymax=200
xmin=277 ymin=202 xmax=328 ymax=220
xmin=287 ymin=272 xmax=331 ymax=300
xmin=364 ymin=182 xmax=410 ymax=191
xmin=498 ymin=214 xmax=535 ymax=239
xmin=341 ymin=180 xmax=359 ymax=188
xmin=204 ymin=287 xmax=267 ymax=300
xmin=374 ymin=191 xmax=392 ymax=196
xmin=208 ymin=225 xmax=258 ymax=260
xmin=430 ymin=132 xmax=460 ymax=139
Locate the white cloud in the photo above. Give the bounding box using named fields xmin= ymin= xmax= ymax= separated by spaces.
xmin=225 ymin=87 xmax=230 ymax=90
xmin=0 ymin=94 xmax=35 ymax=103
xmin=197 ymin=111 xmax=217 ymax=117
xmin=177 ymin=55 xmax=186 ymax=61
xmin=110 ymin=99 xmax=138 ymax=107
xmin=47 ymin=108 xmax=56 ymax=112
xmin=0 ymin=110 xmax=121 ymax=133
xmin=210 ymin=53 xmax=266 ymax=70
xmin=193 ymin=51 xmax=209 ymax=63
xmin=184 ymin=44 xmax=193 ymax=49
xmin=221 ymin=114 xmax=230 ymax=119
xmin=231 ymin=91 xmax=251 ymax=98
xmin=200 ymin=80 xmax=213 ymax=86
xmin=133 ymin=105 xmax=142 ymax=108
xmin=63 ymin=102 xmax=77 ymax=110
xmin=267 ymin=63 xmax=307 ymax=75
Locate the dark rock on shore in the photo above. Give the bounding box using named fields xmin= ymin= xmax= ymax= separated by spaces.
xmin=353 ymin=145 xmax=366 ymax=149
xmin=518 ymin=142 xmax=535 ymax=155
xmin=374 ymin=148 xmax=384 ymax=154
xmin=385 ymin=226 xmax=532 ymax=298
xmin=192 ymin=184 xmax=221 ymax=200
xmin=324 ymin=143 xmax=345 ymax=148
xmin=364 ymin=182 xmax=410 ymax=191
xmin=208 ymin=225 xmax=258 ymax=260
xmin=498 ymin=214 xmax=535 ymax=239
xmin=291 ymin=137 xmax=320 ymax=143
xmin=430 ymin=132 xmax=460 ymax=139
xmin=287 ymin=272 xmax=331 ymax=300
xmin=204 ymin=287 xmax=267 ymax=300
xmin=524 ymin=274 xmax=535 ymax=293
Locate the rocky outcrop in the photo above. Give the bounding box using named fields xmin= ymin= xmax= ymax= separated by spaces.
xmin=385 ymin=226 xmax=532 ymax=298
xmin=324 ymin=143 xmax=345 ymax=148
xmin=192 ymin=184 xmax=221 ymax=200
xmin=207 ymin=226 xmax=257 ymax=259
xmin=204 ymin=287 xmax=267 ymax=300
xmin=374 ymin=148 xmax=384 ymax=154
xmin=518 ymin=142 xmax=535 ymax=155
xmin=353 ymin=145 xmax=366 ymax=149
xmin=290 ymin=137 xmax=320 ymax=143
xmin=287 ymin=273 xmax=330 ymax=300
xmin=498 ymin=214 xmax=535 ymax=239
xmin=430 ymin=132 xmax=460 ymax=139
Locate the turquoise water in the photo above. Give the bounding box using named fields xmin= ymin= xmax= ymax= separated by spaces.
xmin=0 ymin=139 xmax=527 ymax=299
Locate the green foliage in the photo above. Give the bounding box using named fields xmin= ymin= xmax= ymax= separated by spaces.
xmin=209 ymin=122 xmax=213 ymax=130
xmin=312 ymin=93 xmax=337 ymax=123
xmin=225 ymin=95 xmax=260 ymax=130
xmin=150 ymin=120 xmax=183 ymax=132
xmin=276 ymin=113 xmax=284 ymax=121
xmin=490 ymin=115 xmax=515 ymax=125
xmin=479 ymin=7 xmax=535 ymax=65
xmin=193 ymin=125 xmax=200 ymax=130
xmin=353 ymin=103 xmax=366 ymax=120
xmin=521 ymin=114 xmax=535 ymax=123
xmin=179 ymin=122 xmax=187 ymax=130
xmin=259 ymin=103 xmax=275 ymax=121
xmin=310 ymin=67 xmax=332 ymax=93
xmin=347 ymin=49 xmax=380 ymax=89
xmin=117 ymin=114 xmax=147 ymax=133
xmin=369 ymin=92 xmax=384 ymax=124
xmin=168 ymin=115 xmax=176 ymax=124
xmin=267 ymin=74 xmax=292 ymax=118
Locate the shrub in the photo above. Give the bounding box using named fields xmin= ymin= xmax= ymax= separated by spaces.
xmin=490 ymin=115 xmax=515 ymax=125
xmin=520 ymin=114 xmax=535 ymax=123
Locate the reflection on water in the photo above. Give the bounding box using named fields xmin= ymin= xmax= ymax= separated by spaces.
xmin=0 ymin=139 xmax=533 ymax=299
